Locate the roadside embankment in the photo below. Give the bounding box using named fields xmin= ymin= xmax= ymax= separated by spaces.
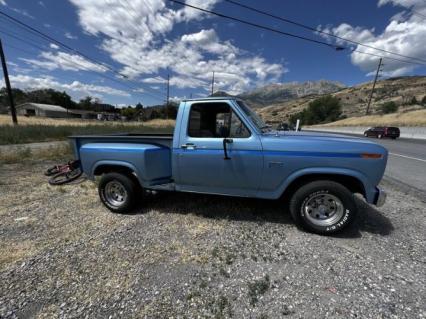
xmin=304 ymin=126 xmax=426 ymax=140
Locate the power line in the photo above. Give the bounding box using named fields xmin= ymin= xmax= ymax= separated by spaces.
xmin=167 ymin=0 xmax=345 ymax=50
xmin=0 ymin=9 xmax=166 ymax=100
xmin=412 ymin=10 xmax=426 ymax=19
xmin=223 ymin=0 xmax=426 ymax=64
xmin=352 ymin=48 xmax=426 ymax=67
xmin=0 ymin=33 xmax=165 ymax=101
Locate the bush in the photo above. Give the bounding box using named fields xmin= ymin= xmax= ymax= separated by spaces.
xmin=410 ymin=96 xmax=418 ymax=105
xmin=421 ymin=96 xmax=426 ymax=107
xmin=380 ymin=101 xmax=398 ymax=114
xmin=289 ymin=95 xmax=342 ymax=125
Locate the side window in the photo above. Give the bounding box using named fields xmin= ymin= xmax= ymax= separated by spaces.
xmin=230 ymin=112 xmax=250 ymax=138
xmin=188 ymin=102 xmax=250 ymax=138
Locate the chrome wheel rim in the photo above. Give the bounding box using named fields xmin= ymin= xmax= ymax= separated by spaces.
xmin=303 ymin=193 xmax=344 ymax=227
xmin=104 ymin=181 xmax=127 ymax=207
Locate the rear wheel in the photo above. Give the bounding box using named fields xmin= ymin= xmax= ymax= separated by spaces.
xmin=289 ymin=180 xmax=357 ymax=235
xmin=364 ymin=132 xmax=368 ymax=137
xmin=98 ymin=172 xmax=140 ymax=213
xmin=377 ymin=133 xmax=383 ymax=139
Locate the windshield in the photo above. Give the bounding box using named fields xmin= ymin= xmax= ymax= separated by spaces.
xmin=236 ymin=100 xmax=270 ymax=133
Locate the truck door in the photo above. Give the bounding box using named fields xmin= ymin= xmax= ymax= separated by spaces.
xmin=175 ymin=101 xmax=263 ymax=197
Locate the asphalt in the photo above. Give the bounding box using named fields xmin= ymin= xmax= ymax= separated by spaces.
xmin=330 ymin=133 xmax=426 ymax=197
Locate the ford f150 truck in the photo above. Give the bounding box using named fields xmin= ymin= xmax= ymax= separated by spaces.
xmin=70 ymin=97 xmax=388 ymax=234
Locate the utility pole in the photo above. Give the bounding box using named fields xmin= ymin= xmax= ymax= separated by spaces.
xmin=366 ymin=58 xmax=382 ymax=115
xmin=211 ymin=71 xmax=215 ymax=96
xmin=166 ymin=73 xmax=170 ymax=119
xmin=0 ymin=38 xmax=17 ymax=125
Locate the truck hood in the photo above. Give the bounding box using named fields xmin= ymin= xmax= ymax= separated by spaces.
xmin=261 ymin=130 xmax=388 ymax=155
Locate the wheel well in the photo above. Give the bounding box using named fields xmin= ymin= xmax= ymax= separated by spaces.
xmin=94 ymin=165 xmax=140 ymax=185
xmin=282 ymin=173 xmax=366 ymax=200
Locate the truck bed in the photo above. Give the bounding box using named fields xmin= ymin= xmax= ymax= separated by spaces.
xmin=70 ymin=133 xmax=174 ymax=149
xmin=70 ymin=133 xmax=174 ymax=185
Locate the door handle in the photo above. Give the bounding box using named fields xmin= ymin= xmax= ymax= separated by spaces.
xmin=181 ymin=143 xmax=196 ymax=150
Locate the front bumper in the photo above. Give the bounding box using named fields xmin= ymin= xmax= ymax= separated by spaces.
xmin=374 ymin=187 xmax=387 ymax=207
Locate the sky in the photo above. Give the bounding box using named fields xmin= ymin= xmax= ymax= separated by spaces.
xmin=0 ymin=0 xmax=426 ymax=107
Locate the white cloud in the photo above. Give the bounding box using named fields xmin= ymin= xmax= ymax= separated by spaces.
xmin=49 ymin=43 xmax=60 ymax=50
xmin=8 ymin=74 xmax=130 ymax=98
xmin=317 ymin=0 xmax=426 ymax=77
xmin=20 ymin=51 xmax=108 ymax=73
xmin=378 ymin=0 xmax=425 ymax=8
xmin=64 ymin=32 xmax=78 ymax=40
xmin=10 ymin=7 xmax=34 ymax=19
xmin=142 ymin=76 xmax=167 ymax=84
xmin=68 ymin=0 xmax=286 ymax=94
xmin=38 ymin=1 xmax=45 ymax=7
xmin=0 ymin=0 xmax=6 ymax=5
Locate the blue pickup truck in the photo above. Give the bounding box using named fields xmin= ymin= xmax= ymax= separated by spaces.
xmin=71 ymin=97 xmax=388 ymax=234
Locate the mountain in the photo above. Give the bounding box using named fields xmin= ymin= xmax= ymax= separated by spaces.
xmin=256 ymin=76 xmax=426 ymax=123
xmin=236 ymin=80 xmax=346 ymax=108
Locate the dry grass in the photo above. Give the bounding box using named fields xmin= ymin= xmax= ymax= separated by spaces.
xmin=0 ymin=143 xmax=72 ymax=164
xmin=0 ymin=115 xmax=175 ymax=128
xmin=314 ymin=109 xmax=426 ymax=127
xmin=0 ymin=116 xmax=175 ymax=145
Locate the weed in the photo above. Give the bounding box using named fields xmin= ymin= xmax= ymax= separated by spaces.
xmin=212 ymin=246 xmax=220 ymax=258
xmin=248 ymin=274 xmax=270 ymax=306
xmin=219 ymin=267 xmax=230 ymax=278
xmin=225 ymin=253 xmax=235 ymax=265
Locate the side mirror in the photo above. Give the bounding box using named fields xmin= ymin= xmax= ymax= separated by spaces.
xmin=223 ymin=138 xmax=233 ymax=160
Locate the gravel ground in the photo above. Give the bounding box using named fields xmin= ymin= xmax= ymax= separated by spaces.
xmin=0 ymin=160 xmax=425 ymax=318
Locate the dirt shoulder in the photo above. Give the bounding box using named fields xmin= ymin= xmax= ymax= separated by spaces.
xmin=0 ymin=161 xmax=425 ymax=318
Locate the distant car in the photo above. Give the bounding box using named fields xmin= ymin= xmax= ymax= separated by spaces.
xmin=276 ymin=122 xmax=294 ymax=131
xmin=364 ymin=127 xmax=400 ymax=139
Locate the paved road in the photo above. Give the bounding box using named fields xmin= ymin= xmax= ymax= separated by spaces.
xmin=372 ymin=137 xmax=426 ymax=195
xmin=324 ymin=133 xmax=426 ymax=196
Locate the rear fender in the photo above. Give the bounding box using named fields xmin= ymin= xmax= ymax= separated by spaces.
xmin=90 ymin=160 xmax=143 ymax=184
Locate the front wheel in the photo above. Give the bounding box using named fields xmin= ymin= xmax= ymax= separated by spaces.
xmin=289 ymin=180 xmax=357 ymax=235
xmin=98 ymin=172 xmax=140 ymax=213
xmin=377 ymin=134 xmax=383 ymax=139
xmin=364 ymin=133 xmax=368 ymax=137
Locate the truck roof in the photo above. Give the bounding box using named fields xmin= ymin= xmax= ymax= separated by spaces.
xmin=182 ymin=96 xmax=238 ymax=102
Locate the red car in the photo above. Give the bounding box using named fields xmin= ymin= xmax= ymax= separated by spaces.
xmin=364 ymin=127 xmax=400 ymax=139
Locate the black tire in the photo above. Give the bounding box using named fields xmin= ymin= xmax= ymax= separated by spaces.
xmin=391 ymin=137 xmax=397 ymax=140
xmin=45 ymin=166 xmax=60 ymax=176
xmin=48 ymin=168 xmax=82 ymax=185
xmin=289 ymin=180 xmax=357 ymax=235
xmin=98 ymin=172 xmax=140 ymax=213
xmin=364 ymin=132 xmax=368 ymax=137
xmin=377 ymin=134 xmax=383 ymax=139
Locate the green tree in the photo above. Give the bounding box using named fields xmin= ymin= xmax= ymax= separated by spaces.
xmin=290 ymin=95 xmax=342 ymax=125
xmin=120 ymin=106 xmax=137 ymax=120
xmin=78 ymin=96 xmax=93 ymax=110
xmin=135 ymin=102 xmax=143 ymax=110
xmin=380 ymin=101 xmax=398 ymax=114
xmin=422 ymin=96 xmax=426 ymax=107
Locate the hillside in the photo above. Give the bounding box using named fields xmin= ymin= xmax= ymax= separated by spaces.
xmin=257 ymin=76 xmax=426 ymax=123
xmin=311 ymin=109 xmax=426 ymax=127
xmin=237 ymin=80 xmax=345 ymax=108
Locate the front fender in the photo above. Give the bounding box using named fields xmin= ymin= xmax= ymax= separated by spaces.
xmin=260 ymin=167 xmax=375 ymax=202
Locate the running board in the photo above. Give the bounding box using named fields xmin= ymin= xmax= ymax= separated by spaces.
xmin=146 ymin=183 xmax=175 ymax=191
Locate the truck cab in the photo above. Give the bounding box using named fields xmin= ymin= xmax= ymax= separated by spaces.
xmin=71 ymin=97 xmax=388 ymax=235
